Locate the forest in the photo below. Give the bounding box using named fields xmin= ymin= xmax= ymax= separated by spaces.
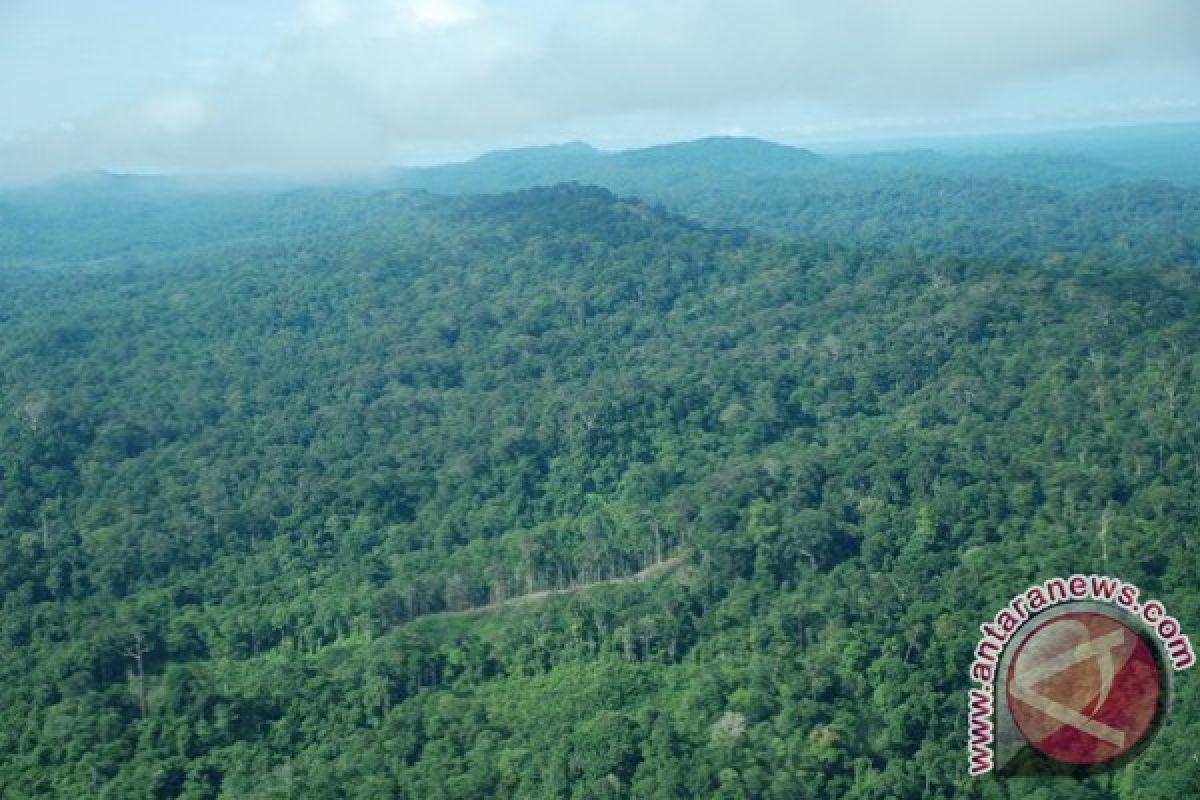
xmin=1 ymin=134 xmax=1199 ymax=798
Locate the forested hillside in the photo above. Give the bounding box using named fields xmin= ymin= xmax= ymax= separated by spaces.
xmin=1 ymin=167 xmax=1199 ymax=798
xmin=397 ymin=137 xmax=1200 ymax=264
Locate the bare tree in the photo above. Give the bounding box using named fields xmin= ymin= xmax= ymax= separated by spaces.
xmin=519 ymin=538 xmax=542 ymax=593
xmin=1098 ymin=506 xmax=1114 ymax=571
xmin=115 ymin=631 xmax=153 ymax=719
xmin=38 ymin=498 xmax=61 ymax=551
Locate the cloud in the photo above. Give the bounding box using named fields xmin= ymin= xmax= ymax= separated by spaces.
xmin=2 ymin=0 xmax=1198 ymax=182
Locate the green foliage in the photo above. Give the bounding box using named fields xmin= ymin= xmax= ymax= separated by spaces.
xmin=398 ymin=135 xmax=1200 ymax=266
xmin=1 ymin=168 xmax=1198 ymax=798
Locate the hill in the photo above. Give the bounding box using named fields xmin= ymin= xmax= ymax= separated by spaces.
xmin=396 ymin=135 xmax=1200 ymax=264
xmin=819 ymin=122 xmax=1200 ymax=187
xmin=7 ymin=130 xmax=1198 ymax=274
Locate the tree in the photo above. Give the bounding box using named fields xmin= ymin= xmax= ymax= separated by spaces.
xmin=115 ymin=629 xmax=153 ymax=719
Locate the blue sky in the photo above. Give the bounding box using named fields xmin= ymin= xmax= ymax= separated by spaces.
xmin=1 ymin=0 xmax=1198 ymax=183
xmin=0 ymin=2 xmax=295 ymax=140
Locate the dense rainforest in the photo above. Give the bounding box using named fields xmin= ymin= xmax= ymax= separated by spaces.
xmin=1 ymin=134 xmax=1199 ymax=798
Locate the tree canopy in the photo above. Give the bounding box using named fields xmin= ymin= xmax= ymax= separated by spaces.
xmin=1 ymin=149 xmax=1198 ymax=798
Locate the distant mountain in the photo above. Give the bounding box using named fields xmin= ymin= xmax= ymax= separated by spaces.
xmin=817 ymin=121 xmax=1200 ymax=186
xmin=470 ymin=140 xmax=601 ymax=166
xmin=394 ymin=135 xmax=1200 ymax=265
xmin=612 ymin=136 xmax=829 ymax=175
xmin=431 ymin=141 xmax=604 ymax=190
xmin=837 ymin=149 xmax=1129 ymax=191
xmin=402 ymin=126 xmax=1200 ymax=199
xmin=397 ymin=133 xmax=1156 ymax=197
xmin=5 ymin=131 xmax=1198 ymax=274
xmin=396 ymin=136 xmax=834 ymax=195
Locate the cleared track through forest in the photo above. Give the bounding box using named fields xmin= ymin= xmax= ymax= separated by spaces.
xmin=412 ymin=554 xmax=688 ymax=624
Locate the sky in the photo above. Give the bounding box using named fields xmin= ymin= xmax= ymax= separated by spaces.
xmin=1 ymin=0 xmax=1198 ymax=184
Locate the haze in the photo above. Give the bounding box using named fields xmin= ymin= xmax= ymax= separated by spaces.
xmin=1 ymin=0 xmax=1198 ymax=184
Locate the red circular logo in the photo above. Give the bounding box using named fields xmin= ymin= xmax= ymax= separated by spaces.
xmin=1007 ymin=611 xmax=1161 ymax=765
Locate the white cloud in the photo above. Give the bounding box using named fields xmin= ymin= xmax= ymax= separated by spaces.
xmin=1 ymin=0 xmax=1198 ymax=183
xmin=141 ymin=90 xmax=210 ymax=135
xmin=301 ymin=0 xmax=351 ymax=28
xmin=408 ymin=0 xmax=477 ymax=30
